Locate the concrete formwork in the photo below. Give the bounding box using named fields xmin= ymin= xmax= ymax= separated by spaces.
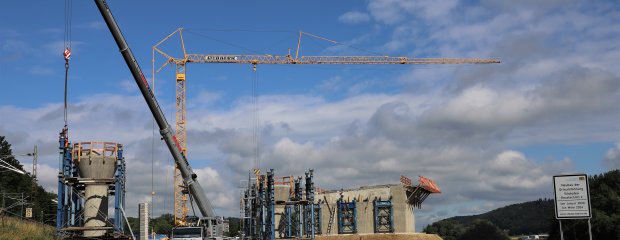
xmin=274 ymin=184 xmax=291 ymax=234
xmin=272 ymin=183 xmax=417 ymax=238
xmin=74 ymin=151 xmax=117 ymax=237
xmin=316 ymin=184 xmax=415 ymax=235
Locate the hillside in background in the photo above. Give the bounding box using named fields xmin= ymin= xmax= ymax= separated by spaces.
xmin=424 ymin=199 xmax=554 ymax=240
xmin=425 ymin=170 xmax=620 ymax=240
xmin=548 ymin=170 xmax=620 ymax=240
xmin=447 ymin=198 xmax=554 ymax=235
xmin=0 ymin=136 xmax=56 ymax=224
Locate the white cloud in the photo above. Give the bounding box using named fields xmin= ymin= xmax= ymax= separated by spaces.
xmin=338 ymin=11 xmax=371 ymax=24
xmin=4 ymin=63 xmax=617 ymax=220
xmin=367 ymin=0 xmax=457 ymax=25
xmin=367 ymin=0 xmax=413 ymax=25
xmin=76 ymin=21 xmax=106 ymax=30
xmin=2 ymin=0 xmax=620 ymax=231
xmin=28 ymin=65 xmax=55 ymax=76
xmin=43 ymin=40 xmax=84 ymax=58
xmin=603 ymin=144 xmax=620 ymax=170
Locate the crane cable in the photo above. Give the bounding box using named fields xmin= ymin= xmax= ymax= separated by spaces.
xmin=63 ymin=0 xmax=72 ymax=130
xmin=151 ymin=50 xmax=156 ymax=221
xmin=252 ymin=64 xmax=260 ymax=170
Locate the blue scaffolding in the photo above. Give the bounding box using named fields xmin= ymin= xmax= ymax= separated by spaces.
xmin=265 ymin=170 xmax=275 ymax=240
xmin=56 ymin=132 xmax=126 ymax=238
xmin=337 ymin=197 xmax=357 ymax=234
xmin=243 ymin=169 xmax=275 ymax=240
xmin=274 ymin=170 xmax=316 ymax=240
xmin=112 ymin=145 xmax=126 ymax=234
xmin=56 ymin=130 xmax=81 ymax=233
xmin=373 ymin=198 xmax=393 ymax=233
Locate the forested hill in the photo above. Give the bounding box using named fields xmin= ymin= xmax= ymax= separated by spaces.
xmin=445 ymin=199 xmax=554 ymax=235
xmin=425 ymin=170 xmax=620 ymax=240
xmin=0 ymin=136 xmax=56 ymax=224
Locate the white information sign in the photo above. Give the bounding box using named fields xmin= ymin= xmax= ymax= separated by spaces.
xmin=25 ymin=208 xmax=32 ymax=218
xmin=553 ymin=174 xmax=591 ymax=219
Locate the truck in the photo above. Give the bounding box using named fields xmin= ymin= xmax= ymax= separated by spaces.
xmin=171 ymin=217 xmax=225 ymax=240
xmin=93 ymin=0 xmax=224 ymax=238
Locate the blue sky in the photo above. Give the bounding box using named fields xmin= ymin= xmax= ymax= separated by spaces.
xmin=1 ymin=0 xmax=620 ymax=231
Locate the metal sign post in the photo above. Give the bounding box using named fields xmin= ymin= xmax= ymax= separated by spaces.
xmin=553 ymin=174 xmax=592 ymax=240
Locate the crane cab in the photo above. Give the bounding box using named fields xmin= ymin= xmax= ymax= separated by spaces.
xmin=171 ymin=216 xmax=225 ymax=240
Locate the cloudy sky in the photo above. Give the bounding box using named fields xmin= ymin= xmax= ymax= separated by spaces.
xmin=1 ymin=0 xmax=619 ymax=231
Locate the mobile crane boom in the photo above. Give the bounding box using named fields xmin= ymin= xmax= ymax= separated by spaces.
xmin=94 ymin=0 xmax=215 ymax=218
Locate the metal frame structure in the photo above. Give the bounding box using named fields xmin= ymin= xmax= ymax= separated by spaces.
xmin=174 ymin=63 xmax=189 ymax=226
xmin=305 ymin=203 xmax=321 ymax=235
xmin=113 ymin=146 xmax=126 ymax=234
xmin=95 ymin=3 xmax=223 ymax=238
xmin=401 ymin=175 xmax=441 ymax=209
xmin=242 ymin=169 xmax=276 ymax=240
xmin=373 ymin=199 xmax=393 ymax=233
xmin=242 ymin=180 xmax=257 ymax=239
xmin=0 ymin=192 xmax=29 ymax=219
xmin=304 ymin=170 xmax=316 ymax=239
xmin=266 ymin=170 xmax=275 ymax=240
xmin=274 ymin=170 xmax=316 ymax=240
xmin=186 ymin=54 xmax=501 ymax=65
xmin=152 ymin=28 xmax=499 ymax=226
xmin=324 ymin=196 xmax=336 ymax=235
xmin=337 ymin=197 xmax=357 ymax=234
xmin=56 ymin=135 xmax=127 ymax=238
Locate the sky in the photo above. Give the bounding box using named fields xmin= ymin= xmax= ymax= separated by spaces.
xmin=1 ymin=0 xmax=619 ymax=232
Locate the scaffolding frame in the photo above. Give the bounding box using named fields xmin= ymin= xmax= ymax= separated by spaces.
xmin=337 ymin=197 xmax=356 ymax=234
xmin=373 ymin=199 xmax=393 ymax=233
xmin=56 ymin=137 xmax=127 ymax=238
xmin=271 ymin=170 xmax=316 ymax=240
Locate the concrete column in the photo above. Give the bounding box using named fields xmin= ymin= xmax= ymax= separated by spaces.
xmin=139 ymin=202 xmax=149 ymax=240
xmin=83 ymin=185 xmax=109 ymax=237
xmin=77 ymin=155 xmax=117 ymax=237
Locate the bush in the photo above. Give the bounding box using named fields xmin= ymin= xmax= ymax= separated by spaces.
xmin=458 ymin=220 xmax=509 ymax=240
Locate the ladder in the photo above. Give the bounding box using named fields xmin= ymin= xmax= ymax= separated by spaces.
xmin=324 ymin=196 xmax=335 ymax=234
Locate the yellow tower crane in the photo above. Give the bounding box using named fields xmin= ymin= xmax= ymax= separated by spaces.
xmin=152 ymin=28 xmax=500 ymax=226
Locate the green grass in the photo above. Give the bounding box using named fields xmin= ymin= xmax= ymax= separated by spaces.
xmin=0 ymin=215 xmax=57 ymax=240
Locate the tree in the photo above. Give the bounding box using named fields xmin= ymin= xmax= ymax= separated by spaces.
xmin=125 ymin=217 xmax=140 ymax=236
xmin=423 ymin=220 xmax=466 ymax=240
xmin=151 ymin=213 xmax=174 ymax=234
xmin=458 ymin=220 xmax=509 ymax=240
xmin=0 ymin=136 xmax=54 ymax=222
xmin=548 ymin=170 xmax=620 ymax=240
xmin=0 ymin=136 xmax=29 ymax=196
xmin=227 ymin=217 xmax=241 ymax=236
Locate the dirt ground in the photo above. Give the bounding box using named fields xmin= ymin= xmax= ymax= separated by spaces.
xmin=315 ymin=233 xmax=443 ymax=240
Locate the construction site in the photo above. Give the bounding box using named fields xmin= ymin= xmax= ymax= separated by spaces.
xmin=239 ymin=170 xmax=443 ymax=240
xmin=1 ymin=1 xmax=503 ymax=240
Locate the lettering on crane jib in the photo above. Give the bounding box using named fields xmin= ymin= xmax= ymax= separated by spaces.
xmin=204 ymin=55 xmax=238 ymax=61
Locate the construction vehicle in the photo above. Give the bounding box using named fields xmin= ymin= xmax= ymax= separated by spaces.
xmin=93 ymin=0 xmax=499 ymax=239
xmin=93 ymin=0 xmax=223 ymax=239
xmin=153 ymin=28 xmax=500 ymax=226
xmin=171 ymin=217 xmax=225 ymax=240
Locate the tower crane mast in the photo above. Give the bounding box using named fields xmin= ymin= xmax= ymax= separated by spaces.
xmin=153 ymin=28 xmax=499 ymax=226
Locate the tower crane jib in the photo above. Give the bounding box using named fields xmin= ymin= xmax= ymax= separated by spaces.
xmin=152 ymin=28 xmax=499 ymax=225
